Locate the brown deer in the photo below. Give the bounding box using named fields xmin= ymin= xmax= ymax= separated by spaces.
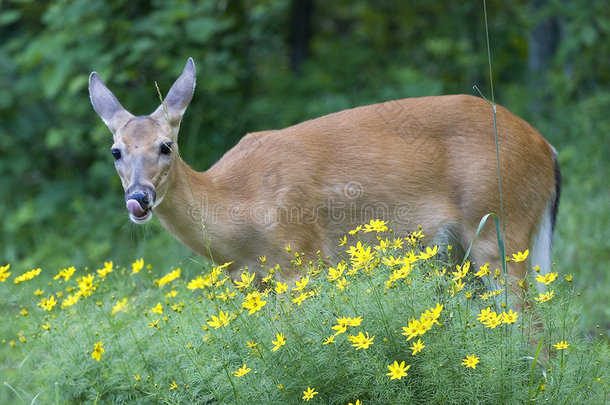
xmin=89 ymin=58 xmax=560 ymax=284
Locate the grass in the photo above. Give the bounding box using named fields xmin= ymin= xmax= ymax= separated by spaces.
xmin=0 ymin=222 xmax=608 ymax=404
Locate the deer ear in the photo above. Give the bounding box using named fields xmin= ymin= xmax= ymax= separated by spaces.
xmin=89 ymin=72 xmax=134 ymax=135
xmin=152 ymin=58 xmax=196 ymax=133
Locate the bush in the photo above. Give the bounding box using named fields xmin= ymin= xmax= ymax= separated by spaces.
xmin=1 ymin=221 xmax=607 ymax=404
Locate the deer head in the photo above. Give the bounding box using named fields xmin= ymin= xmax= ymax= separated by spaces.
xmin=89 ymin=58 xmax=196 ymax=223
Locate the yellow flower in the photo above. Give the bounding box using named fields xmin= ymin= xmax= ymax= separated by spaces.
xmin=386 ymin=360 xmax=410 ymax=380
xmin=375 ymin=238 xmax=390 ymax=253
xmin=291 ymin=253 xmax=303 ymax=267
xmin=131 ymin=258 xmax=144 ymax=274
xmin=247 ymin=341 xmax=258 ymax=348
xmin=233 ymin=364 xmax=251 ymax=377
xmin=477 ymin=307 xmax=493 ymax=322
xmin=336 ymin=277 xmax=350 ymax=290
xmin=151 ymin=302 xmax=163 ymax=314
xmin=148 ymin=319 xmax=160 ymax=329
xmin=54 ymin=266 xmax=76 ymax=281
xmin=349 ymin=225 xmax=362 ymax=235
xmin=242 ymin=291 xmax=267 ymax=314
xmin=511 ymin=250 xmax=529 ymax=262
xmin=406 ymin=230 xmax=424 ymax=246
xmin=426 ymin=303 xmax=443 ymax=321
xmin=382 ymin=255 xmax=401 ymax=267
xmin=97 ymin=262 xmax=113 ymax=278
xmin=111 ymin=298 xmax=128 ymax=316
xmin=0 ymin=263 xmax=11 ymax=282
xmin=501 ymin=309 xmax=518 ymax=324
xmin=410 ymin=338 xmax=425 ymax=355
xmin=332 ymin=316 xmax=362 ymax=336
xmin=349 ymin=401 xmax=362 ymax=405
xmin=275 ymin=281 xmax=288 ymax=294
xmin=462 ymin=354 xmax=479 ymax=369
xmin=215 ymin=287 xmax=237 ymax=301
xmin=33 ymin=289 xmax=44 ymax=296
xmin=61 ymin=294 xmax=79 ymax=309
xmin=76 ymin=274 xmax=96 ymax=297
xmin=14 ymin=268 xmax=42 ymax=284
xmin=332 ymin=320 xmax=348 ymax=335
xmin=208 ymin=310 xmax=231 ymax=329
xmin=347 ymin=316 xmax=363 ymax=327
xmin=42 ymin=322 xmax=51 ymax=331
xmin=261 ymin=271 xmax=274 ymax=284
xmin=452 ymin=261 xmax=470 ymax=281
xmin=392 ymin=237 xmax=404 ymax=249
xmin=348 ymin=332 xmax=375 ymax=350
xmin=479 ymin=288 xmax=502 ymax=301
xmin=402 ymin=319 xmax=422 ymax=341
xmin=292 ymin=291 xmax=313 ymax=306
xmin=387 ymin=263 xmax=412 ymax=286
xmin=564 ymin=274 xmax=573 ymax=282
xmin=553 ymin=340 xmax=570 ymax=350
xmin=364 ymin=219 xmax=388 ymax=233
xmin=401 ymin=305 xmax=442 ymax=341
xmin=477 ymin=307 xmax=503 ymax=329
xmin=19 ymin=308 xmax=28 ymax=316
xmin=474 ymin=263 xmax=491 ymax=278
xmin=166 ymin=290 xmax=178 ymax=298
xmin=327 ymin=264 xmax=346 ymax=283
xmin=347 ymin=241 xmax=374 ymax=270
xmin=187 ymin=275 xmax=211 ymax=290
xmin=419 ymin=245 xmax=439 ymax=260
xmin=38 ymin=295 xmax=57 ymax=311
xmin=535 ymin=272 xmax=558 ymax=285
xmin=92 ymin=341 xmax=104 ymax=361
xmin=154 ymin=268 xmax=181 ymax=287
xmin=234 ymin=271 xmax=255 ymax=290
xmin=293 ymin=275 xmax=309 ymax=291
xmin=339 ymin=236 xmax=347 ymax=246
xmin=534 ymin=290 xmax=554 ymax=303
xmin=322 ymin=335 xmax=335 ymax=345
xmin=271 ymin=333 xmax=286 ymax=352
xmin=453 ymin=278 xmax=465 ymax=292
xmin=169 ymin=381 xmax=178 ymax=391
xmin=302 ymin=387 xmax=318 ymax=402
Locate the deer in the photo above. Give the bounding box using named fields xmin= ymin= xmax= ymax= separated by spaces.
xmin=89 ymin=57 xmax=560 ymax=286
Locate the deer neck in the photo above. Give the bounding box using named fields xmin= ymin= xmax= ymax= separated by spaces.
xmin=153 ymin=157 xmax=225 ymax=263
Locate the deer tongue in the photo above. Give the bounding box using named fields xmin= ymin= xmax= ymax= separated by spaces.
xmin=126 ymin=199 xmax=146 ymax=218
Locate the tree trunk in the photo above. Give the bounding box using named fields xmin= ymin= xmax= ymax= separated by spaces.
xmin=528 ymin=0 xmax=561 ymax=113
xmin=290 ymin=0 xmax=314 ymax=74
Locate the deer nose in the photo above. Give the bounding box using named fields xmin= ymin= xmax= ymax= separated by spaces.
xmin=127 ymin=191 xmax=151 ymax=210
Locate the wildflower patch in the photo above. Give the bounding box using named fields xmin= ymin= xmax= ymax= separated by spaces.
xmin=0 ymin=220 xmax=606 ymax=404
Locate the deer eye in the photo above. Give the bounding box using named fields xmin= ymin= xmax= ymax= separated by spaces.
xmin=111 ymin=148 xmax=121 ymax=160
xmin=160 ymin=142 xmax=173 ymax=155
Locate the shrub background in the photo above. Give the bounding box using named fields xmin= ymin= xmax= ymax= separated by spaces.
xmin=0 ymin=0 xmax=608 ymax=333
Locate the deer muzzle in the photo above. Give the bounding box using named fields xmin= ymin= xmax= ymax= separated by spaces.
xmin=126 ymin=190 xmax=155 ymax=223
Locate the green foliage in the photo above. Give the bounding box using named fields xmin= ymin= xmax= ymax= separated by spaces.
xmin=0 ymin=226 xmax=607 ymax=404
